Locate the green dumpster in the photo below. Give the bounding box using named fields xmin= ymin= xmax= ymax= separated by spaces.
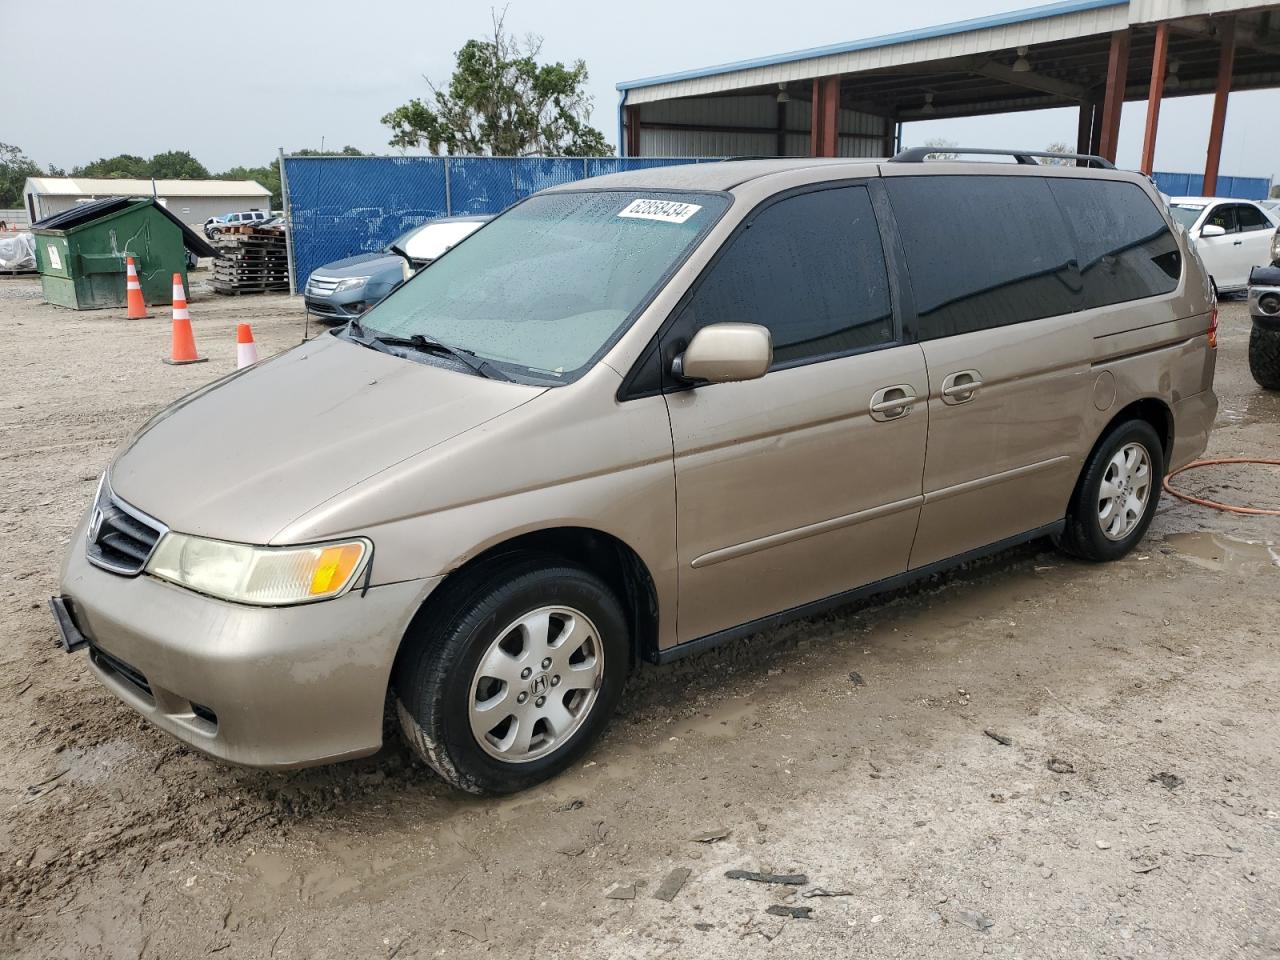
xmin=32 ymin=196 xmax=218 ymax=310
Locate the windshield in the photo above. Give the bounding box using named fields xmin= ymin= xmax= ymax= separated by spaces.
xmin=388 ymin=220 xmax=485 ymax=260
xmin=359 ymin=190 xmax=727 ymax=382
xmin=1169 ymin=204 xmax=1204 ymax=229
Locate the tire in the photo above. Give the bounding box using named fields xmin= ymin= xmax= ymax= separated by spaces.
xmin=1055 ymin=420 xmax=1164 ymax=562
xmin=1249 ymin=324 xmax=1280 ymax=390
xmin=393 ymin=554 xmax=629 ymax=794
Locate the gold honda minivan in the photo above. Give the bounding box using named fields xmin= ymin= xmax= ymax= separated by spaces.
xmin=54 ymin=149 xmax=1218 ymax=793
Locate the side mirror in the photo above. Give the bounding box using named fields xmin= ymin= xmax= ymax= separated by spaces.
xmin=1199 ymin=224 xmax=1226 ymax=238
xmin=673 ymin=323 xmax=772 ymax=384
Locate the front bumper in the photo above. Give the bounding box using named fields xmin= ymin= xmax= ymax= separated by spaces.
xmin=58 ymin=513 xmax=439 ymax=769
xmin=303 ymin=294 xmax=366 ymax=321
xmin=1247 ymin=266 xmax=1280 ymax=331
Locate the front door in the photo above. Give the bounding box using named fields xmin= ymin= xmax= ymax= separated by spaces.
xmin=1195 ymin=203 xmax=1258 ymax=290
xmin=662 ymin=183 xmax=928 ymax=642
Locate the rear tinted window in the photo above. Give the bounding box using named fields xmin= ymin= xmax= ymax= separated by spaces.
xmin=1236 ymin=204 xmax=1271 ymax=232
xmin=885 ymin=176 xmax=1078 ymax=340
xmin=1048 ymin=178 xmax=1181 ymax=309
xmin=681 ymin=185 xmax=893 ymax=366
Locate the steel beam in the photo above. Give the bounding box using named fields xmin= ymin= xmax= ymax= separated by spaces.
xmin=1140 ymin=23 xmax=1170 ymax=175
xmin=1204 ymin=17 xmax=1236 ymax=197
xmin=1099 ymin=29 xmax=1131 ymax=163
xmin=810 ymin=76 xmax=841 ymax=157
xmin=624 ymin=105 xmax=641 ymax=157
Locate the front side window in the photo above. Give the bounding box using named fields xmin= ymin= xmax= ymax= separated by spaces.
xmin=1048 ymin=178 xmax=1181 ymax=309
xmin=1205 ymin=205 xmax=1237 ymax=232
xmin=361 ymin=190 xmax=727 ymax=382
xmin=886 ymin=175 xmax=1077 ymax=340
xmin=677 ymin=185 xmax=894 ymax=367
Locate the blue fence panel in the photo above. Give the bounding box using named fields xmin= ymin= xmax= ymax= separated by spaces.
xmin=1152 ymin=170 xmax=1271 ymax=200
xmin=283 ymin=156 xmax=448 ymax=293
xmin=283 ymin=154 xmax=727 ymax=290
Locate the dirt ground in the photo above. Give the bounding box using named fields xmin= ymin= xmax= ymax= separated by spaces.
xmin=1 ymin=269 xmax=1278 ymax=959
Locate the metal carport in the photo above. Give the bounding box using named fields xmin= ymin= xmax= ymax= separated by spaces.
xmin=617 ymin=0 xmax=1280 ymax=194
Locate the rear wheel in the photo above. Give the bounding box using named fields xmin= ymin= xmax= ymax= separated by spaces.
xmin=394 ymin=554 xmax=628 ymax=794
xmin=1056 ymin=420 xmax=1164 ymax=562
xmin=1249 ymin=324 xmax=1280 ymax=390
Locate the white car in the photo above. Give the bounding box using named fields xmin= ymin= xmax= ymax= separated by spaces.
xmin=1168 ymin=196 xmax=1280 ymax=296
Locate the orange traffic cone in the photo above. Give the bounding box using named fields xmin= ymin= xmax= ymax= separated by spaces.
xmin=236 ymin=323 xmax=259 ymax=369
xmin=124 ymin=256 xmax=151 ymax=319
xmin=163 ymin=273 xmax=206 ymax=365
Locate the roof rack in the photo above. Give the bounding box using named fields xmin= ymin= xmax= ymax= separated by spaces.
xmin=890 ymin=147 xmax=1114 ymax=169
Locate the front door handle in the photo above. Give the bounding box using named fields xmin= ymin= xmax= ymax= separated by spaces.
xmin=869 ymin=384 xmax=916 ymax=421
xmin=940 ymin=369 xmax=984 ymax=404
xmin=1233 ymin=240 xmax=1243 ymax=246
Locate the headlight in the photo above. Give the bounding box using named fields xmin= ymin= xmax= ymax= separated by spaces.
xmin=146 ymin=534 xmax=370 ymax=605
xmin=1271 ymin=229 xmax=1279 ymax=263
xmin=334 ymin=276 xmax=371 ymax=293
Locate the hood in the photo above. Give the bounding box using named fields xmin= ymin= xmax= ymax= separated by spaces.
xmin=311 ymin=251 xmax=402 ymax=279
xmin=109 ymin=335 xmax=544 ymax=544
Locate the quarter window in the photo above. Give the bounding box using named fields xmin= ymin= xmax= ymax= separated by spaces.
xmin=1048 ymin=178 xmax=1181 ymax=309
xmin=678 ymin=186 xmax=894 ymax=366
xmin=885 ymin=176 xmax=1078 ymax=340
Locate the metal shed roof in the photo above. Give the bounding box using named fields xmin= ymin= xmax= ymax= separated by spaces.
xmin=615 ymin=0 xmax=1275 ymax=105
xmin=24 ymin=177 xmax=270 ymax=198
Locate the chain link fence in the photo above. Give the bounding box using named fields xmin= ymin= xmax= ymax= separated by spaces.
xmin=280 ymin=155 xmax=717 ymax=292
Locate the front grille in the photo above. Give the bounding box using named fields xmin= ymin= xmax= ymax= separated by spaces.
xmin=85 ymin=479 xmax=166 ymax=577
xmin=305 ymin=275 xmax=342 ymax=296
xmin=90 ymin=645 xmax=152 ymax=697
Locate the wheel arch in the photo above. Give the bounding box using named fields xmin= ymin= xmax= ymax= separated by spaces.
xmin=1071 ymin=396 xmax=1174 ymax=506
xmin=392 ymin=526 xmax=660 ymax=684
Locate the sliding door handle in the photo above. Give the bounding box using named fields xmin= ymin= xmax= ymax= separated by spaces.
xmin=940 ymin=370 xmax=984 ymax=404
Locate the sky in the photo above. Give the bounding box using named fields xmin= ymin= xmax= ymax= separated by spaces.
xmin=5 ymin=0 xmax=1277 ymax=182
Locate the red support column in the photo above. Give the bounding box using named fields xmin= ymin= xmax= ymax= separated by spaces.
xmin=1099 ymin=30 xmax=1131 ymax=164
xmin=1204 ymin=18 xmax=1236 ymax=197
xmin=624 ymin=105 xmax=641 ymax=157
xmin=1140 ymin=23 xmax=1170 ymax=175
xmin=810 ymin=76 xmax=840 ymax=157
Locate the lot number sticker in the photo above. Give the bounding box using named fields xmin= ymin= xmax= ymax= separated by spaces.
xmin=618 ymin=198 xmax=702 ymax=223
xmin=46 ymin=245 xmax=62 ymax=270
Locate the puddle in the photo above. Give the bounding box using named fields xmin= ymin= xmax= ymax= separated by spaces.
xmin=1163 ymin=532 xmax=1280 ymax=574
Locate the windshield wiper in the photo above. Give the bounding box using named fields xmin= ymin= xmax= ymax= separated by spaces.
xmin=360 ymin=331 xmax=512 ymax=382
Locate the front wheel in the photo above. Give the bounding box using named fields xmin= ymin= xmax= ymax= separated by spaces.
xmin=394 ymin=555 xmax=629 ymax=794
xmin=1055 ymin=420 xmax=1164 ymax=562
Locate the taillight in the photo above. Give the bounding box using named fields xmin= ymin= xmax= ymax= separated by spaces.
xmin=1208 ymin=304 xmax=1219 ymax=349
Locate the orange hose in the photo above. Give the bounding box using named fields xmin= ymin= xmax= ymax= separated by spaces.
xmin=1162 ymin=458 xmax=1280 ymax=516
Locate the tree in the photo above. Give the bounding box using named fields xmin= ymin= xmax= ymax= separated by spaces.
xmin=73 ymin=154 xmax=150 ymax=178
xmin=922 ymin=138 xmax=959 ymax=161
xmin=382 ymin=9 xmax=610 ymax=156
xmin=147 ymin=150 xmax=210 ymax=179
xmin=1040 ymin=141 xmax=1074 ymax=166
xmin=0 ymin=142 xmax=42 ymax=207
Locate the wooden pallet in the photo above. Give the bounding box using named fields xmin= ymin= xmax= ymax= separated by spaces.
xmin=212 ymin=227 xmax=290 ymax=295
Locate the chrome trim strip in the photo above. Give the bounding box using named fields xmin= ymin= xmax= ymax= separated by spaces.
xmin=923 ymin=455 xmax=1071 ymax=506
xmin=690 ymin=495 xmax=923 ymax=569
xmin=85 ymin=476 xmax=169 ymax=577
